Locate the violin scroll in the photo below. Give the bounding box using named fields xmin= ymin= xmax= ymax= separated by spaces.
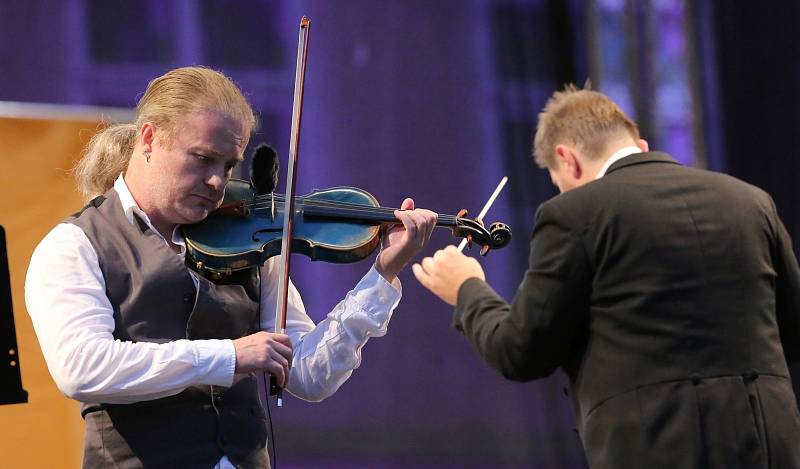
xmin=488 ymin=222 xmax=512 ymax=250
xmin=449 ymin=215 xmax=512 ymax=255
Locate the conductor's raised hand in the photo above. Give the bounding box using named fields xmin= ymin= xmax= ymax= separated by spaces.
xmin=375 ymin=198 xmax=438 ymax=283
xmin=232 ymin=331 xmax=293 ymax=387
xmin=412 ymin=245 xmax=486 ymax=306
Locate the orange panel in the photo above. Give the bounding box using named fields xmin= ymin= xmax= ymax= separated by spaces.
xmin=0 ymin=116 xmax=103 ymax=468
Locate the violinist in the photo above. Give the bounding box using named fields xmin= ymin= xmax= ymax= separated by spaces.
xmin=24 ymin=66 xmax=437 ymax=468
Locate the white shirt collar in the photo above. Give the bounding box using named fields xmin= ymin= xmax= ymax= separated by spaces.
xmin=113 ymin=175 xmax=185 ymax=250
xmin=595 ymin=146 xmax=643 ymax=179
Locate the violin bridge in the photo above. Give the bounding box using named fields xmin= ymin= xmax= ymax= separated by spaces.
xmin=271 ymin=192 xmax=276 ymax=221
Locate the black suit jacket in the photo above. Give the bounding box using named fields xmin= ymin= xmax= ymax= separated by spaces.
xmin=455 ymin=152 xmax=800 ymax=468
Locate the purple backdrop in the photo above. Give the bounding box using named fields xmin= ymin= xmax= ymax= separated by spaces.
xmin=0 ymin=1 xmax=645 ymax=467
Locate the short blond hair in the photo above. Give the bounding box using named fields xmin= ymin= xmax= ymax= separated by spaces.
xmin=533 ymin=84 xmax=639 ymax=168
xmin=74 ymin=66 xmax=257 ymax=199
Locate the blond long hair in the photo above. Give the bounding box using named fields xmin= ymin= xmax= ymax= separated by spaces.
xmin=74 ymin=66 xmax=257 ymax=199
xmin=533 ymin=84 xmax=639 ymax=168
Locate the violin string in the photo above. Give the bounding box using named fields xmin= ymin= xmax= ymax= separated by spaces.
xmin=251 ymin=201 xmax=399 ymax=218
xmin=247 ymin=204 xmax=460 ymax=224
xmin=249 ymin=193 xmax=459 ymax=223
xmin=251 ymin=194 xmax=399 ymax=213
xmin=248 ymin=193 xmax=444 ymax=217
xmin=254 ymin=194 xmax=462 ymax=220
xmin=236 ymin=195 xmax=461 ymax=223
xmin=248 ymin=202 xmax=459 ymax=224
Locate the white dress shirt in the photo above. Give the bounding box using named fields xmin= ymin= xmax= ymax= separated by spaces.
xmin=595 ymin=146 xmax=643 ymax=179
xmin=25 ymin=176 xmax=402 ymax=411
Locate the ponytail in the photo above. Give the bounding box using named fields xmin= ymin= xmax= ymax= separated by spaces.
xmin=74 ymin=123 xmax=137 ymax=199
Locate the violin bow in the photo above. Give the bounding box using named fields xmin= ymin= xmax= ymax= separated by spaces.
xmin=272 ymin=16 xmax=311 ymax=407
xmin=457 ymin=176 xmax=508 ymax=252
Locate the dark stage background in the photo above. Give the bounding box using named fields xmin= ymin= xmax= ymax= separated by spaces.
xmin=2 ymin=0 xmax=799 ymax=467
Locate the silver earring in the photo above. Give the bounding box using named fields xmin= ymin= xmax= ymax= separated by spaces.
xmin=144 ymin=151 xmax=151 ymax=162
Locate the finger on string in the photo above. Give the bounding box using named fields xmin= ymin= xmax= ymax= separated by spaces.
xmin=425 ymin=212 xmax=438 ymax=241
xmin=405 ymin=211 xmax=427 ymax=241
xmin=413 ymin=211 xmax=434 ymax=243
xmin=396 ymin=211 xmax=418 ymax=237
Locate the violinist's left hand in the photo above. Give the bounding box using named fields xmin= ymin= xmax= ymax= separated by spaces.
xmin=375 ymin=198 xmax=438 ymax=283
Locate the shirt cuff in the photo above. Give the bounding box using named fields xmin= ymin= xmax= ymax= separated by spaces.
xmin=350 ymin=266 xmax=403 ymax=318
xmin=194 ymin=339 xmax=236 ymax=387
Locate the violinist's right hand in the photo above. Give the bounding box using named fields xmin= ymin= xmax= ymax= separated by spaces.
xmin=232 ymin=331 xmax=293 ymax=387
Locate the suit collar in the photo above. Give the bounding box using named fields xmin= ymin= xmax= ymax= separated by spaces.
xmin=604 ymin=151 xmax=680 ymax=175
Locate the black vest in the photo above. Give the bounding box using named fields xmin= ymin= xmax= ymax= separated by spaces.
xmin=69 ymin=189 xmax=270 ymax=468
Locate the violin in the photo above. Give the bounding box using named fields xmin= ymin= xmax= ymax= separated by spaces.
xmin=184 ymin=16 xmax=510 ymax=405
xmin=182 ymin=178 xmax=512 ymax=280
